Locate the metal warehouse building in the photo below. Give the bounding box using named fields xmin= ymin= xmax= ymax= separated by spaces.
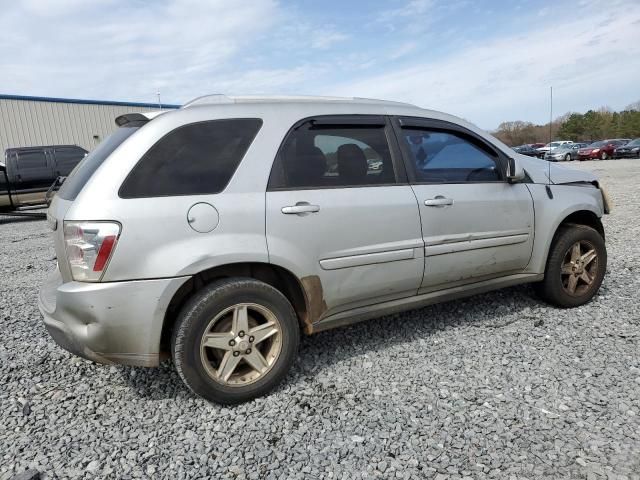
xmin=0 ymin=94 xmax=179 ymax=153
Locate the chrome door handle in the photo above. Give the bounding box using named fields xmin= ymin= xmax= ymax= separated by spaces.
xmin=424 ymin=197 xmax=454 ymax=207
xmin=281 ymin=203 xmax=320 ymax=214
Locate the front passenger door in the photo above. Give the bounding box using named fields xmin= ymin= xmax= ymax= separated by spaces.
xmin=395 ymin=117 xmax=534 ymax=292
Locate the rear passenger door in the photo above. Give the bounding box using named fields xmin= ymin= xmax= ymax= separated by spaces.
xmin=394 ymin=117 xmax=534 ymax=292
xmin=53 ymin=146 xmax=87 ymax=177
xmin=265 ymin=116 xmax=424 ymax=323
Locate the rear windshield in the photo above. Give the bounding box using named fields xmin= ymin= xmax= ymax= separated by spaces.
xmin=57 ymin=125 xmax=140 ymax=200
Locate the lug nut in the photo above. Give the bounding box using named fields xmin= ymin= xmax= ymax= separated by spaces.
xmin=233 ymin=351 xmax=240 ymax=357
xmin=249 ymin=336 xmax=255 ymax=343
xmin=229 ymin=339 xmax=236 ymax=347
xmin=245 ymin=348 xmax=252 ymax=355
xmin=239 ymin=331 xmax=245 ymax=338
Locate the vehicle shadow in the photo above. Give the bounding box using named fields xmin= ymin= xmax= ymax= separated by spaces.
xmin=0 ymin=214 xmax=46 ymax=225
xmin=120 ymin=284 xmax=544 ymax=402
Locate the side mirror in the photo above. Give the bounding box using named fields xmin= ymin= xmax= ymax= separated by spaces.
xmin=506 ymin=157 xmax=526 ymax=183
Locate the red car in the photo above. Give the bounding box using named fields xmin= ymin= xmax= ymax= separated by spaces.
xmin=578 ymin=139 xmax=630 ymax=160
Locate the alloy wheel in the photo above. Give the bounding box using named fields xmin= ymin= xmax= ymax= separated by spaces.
xmin=560 ymin=240 xmax=599 ymax=296
xmin=199 ymin=303 xmax=282 ymax=386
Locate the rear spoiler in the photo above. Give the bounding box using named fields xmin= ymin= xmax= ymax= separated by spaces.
xmin=115 ymin=113 xmax=150 ymax=127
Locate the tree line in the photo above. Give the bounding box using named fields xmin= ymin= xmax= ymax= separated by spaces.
xmin=493 ymin=101 xmax=640 ymax=146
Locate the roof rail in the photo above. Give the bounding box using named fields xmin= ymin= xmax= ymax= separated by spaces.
xmin=182 ymin=94 xmax=235 ymax=108
xmin=181 ymin=94 xmax=419 ymax=109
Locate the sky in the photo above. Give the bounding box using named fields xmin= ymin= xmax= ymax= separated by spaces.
xmin=1 ymin=0 xmax=639 ymax=129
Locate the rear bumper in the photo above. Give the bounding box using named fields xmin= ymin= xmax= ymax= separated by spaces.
xmin=38 ymin=269 xmax=190 ymax=367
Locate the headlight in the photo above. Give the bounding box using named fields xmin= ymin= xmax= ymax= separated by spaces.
xmin=63 ymin=221 xmax=121 ymax=282
xmin=592 ymin=148 xmax=600 ymax=153
xmin=633 ymin=147 xmax=640 ymax=152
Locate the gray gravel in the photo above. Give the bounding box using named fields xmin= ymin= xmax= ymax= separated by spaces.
xmin=1 ymin=159 xmax=639 ymax=480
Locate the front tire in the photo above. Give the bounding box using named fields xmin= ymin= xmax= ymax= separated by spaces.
xmin=171 ymin=278 xmax=300 ymax=404
xmin=600 ymin=151 xmax=608 ymax=160
xmin=536 ymin=225 xmax=606 ymax=308
xmin=565 ymin=153 xmax=572 ymax=162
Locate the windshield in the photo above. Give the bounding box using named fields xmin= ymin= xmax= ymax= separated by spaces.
xmin=588 ymin=141 xmax=606 ymax=148
xmin=57 ymin=125 xmax=140 ymax=201
xmin=547 ymin=142 xmax=561 ymax=148
xmin=627 ymin=139 xmax=640 ymax=146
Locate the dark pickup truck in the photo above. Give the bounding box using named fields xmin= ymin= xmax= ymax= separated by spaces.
xmin=0 ymin=145 xmax=87 ymax=211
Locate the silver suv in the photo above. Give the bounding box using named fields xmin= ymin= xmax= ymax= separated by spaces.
xmin=39 ymin=95 xmax=610 ymax=404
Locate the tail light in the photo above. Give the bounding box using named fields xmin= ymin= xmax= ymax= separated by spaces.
xmin=63 ymin=221 xmax=121 ymax=282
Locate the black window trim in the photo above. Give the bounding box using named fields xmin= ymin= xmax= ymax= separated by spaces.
xmin=118 ymin=118 xmax=263 ymax=199
xmin=267 ymin=115 xmax=408 ymax=192
xmin=391 ymin=116 xmax=509 ymax=185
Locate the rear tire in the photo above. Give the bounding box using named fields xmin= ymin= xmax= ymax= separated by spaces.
xmin=535 ymin=225 xmax=606 ymax=308
xmin=171 ymin=278 xmax=300 ymax=404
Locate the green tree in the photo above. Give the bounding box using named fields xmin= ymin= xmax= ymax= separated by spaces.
xmin=495 ymin=104 xmax=640 ymax=146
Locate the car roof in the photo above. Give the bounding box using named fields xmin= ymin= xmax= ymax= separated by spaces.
xmin=168 ymin=93 xmax=453 ymax=120
xmin=141 ymin=93 xmax=472 ymax=132
xmin=132 ymin=94 xmax=518 ymax=160
xmin=182 ymin=94 xmax=417 ymax=108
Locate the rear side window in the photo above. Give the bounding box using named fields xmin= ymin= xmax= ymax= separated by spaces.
xmin=58 ymin=125 xmax=140 ymax=201
xmin=120 ymin=119 xmax=262 ymax=198
xmin=16 ymin=150 xmax=51 ymax=182
xmin=269 ymin=121 xmax=396 ymax=189
xmin=17 ymin=150 xmax=47 ymax=168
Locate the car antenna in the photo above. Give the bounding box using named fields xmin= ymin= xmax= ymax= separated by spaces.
xmin=546 ymin=86 xmax=554 ymax=199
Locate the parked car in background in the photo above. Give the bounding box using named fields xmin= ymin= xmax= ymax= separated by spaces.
xmin=1 ymin=145 xmax=87 ymax=211
xmin=578 ymin=139 xmax=630 ymax=161
xmin=536 ymin=141 xmax=574 ymax=158
xmin=545 ymin=143 xmax=589 ymax=162
xmin=512 ymin=144 xmax=540 ymax=157
xmin=613 ymin=138 xmax=640 ymax=158
xmin=40 ymin=95 xmax=610 ymax=404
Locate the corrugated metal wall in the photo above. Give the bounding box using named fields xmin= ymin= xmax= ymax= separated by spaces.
xmin=0 ymin=98 xmax=168 ymax=153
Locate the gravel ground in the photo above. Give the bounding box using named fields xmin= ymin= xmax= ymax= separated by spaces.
xmin=1 ymin=159 xmax=639 ymax=480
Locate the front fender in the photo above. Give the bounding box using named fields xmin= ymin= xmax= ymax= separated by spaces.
xmin=525 ymin=184 xmax=604 ymax=274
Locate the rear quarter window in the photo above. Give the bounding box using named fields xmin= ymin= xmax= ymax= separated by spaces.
xmin=119 ymin=118 xmax=262 ymax=198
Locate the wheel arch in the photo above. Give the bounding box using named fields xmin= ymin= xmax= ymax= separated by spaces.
xmin=541 ymin=208 xmax=605 ymax=271
xmin=160 ymin=262 xmax=312 ymax=355
xmin=556 ymin=209 xmax=604 ymax=240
